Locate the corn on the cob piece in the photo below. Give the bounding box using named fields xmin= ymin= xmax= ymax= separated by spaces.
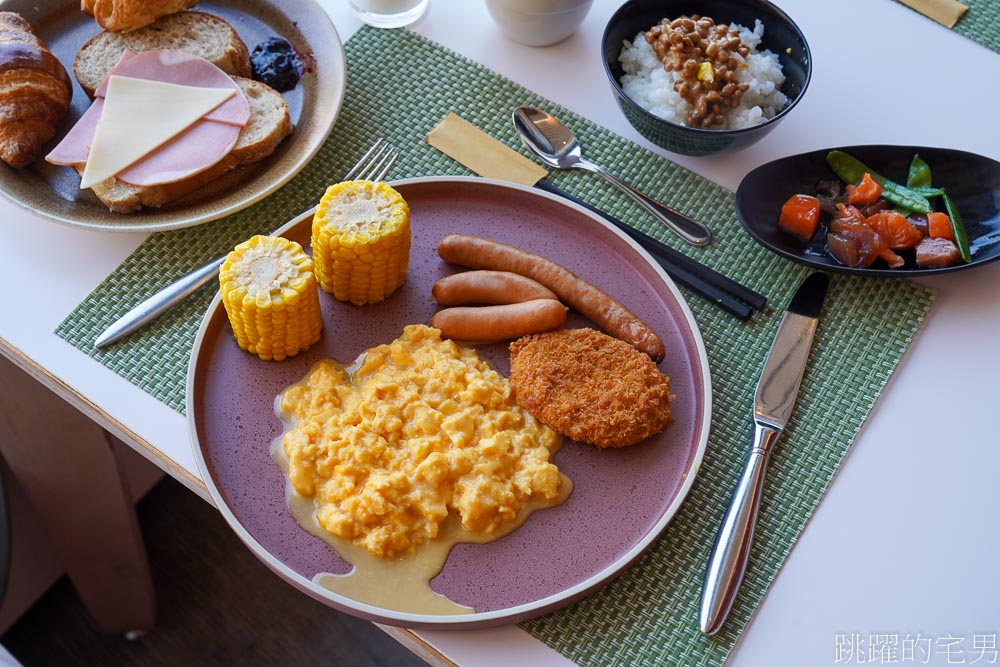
xmin=311 ymin=180 xmax=410 ymax=306
xmin=219 ymin=235 xmax=323 ymax=361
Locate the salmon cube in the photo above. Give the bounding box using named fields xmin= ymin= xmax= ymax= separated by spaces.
xmin=915 ymin=237 xmax=962 ymax=268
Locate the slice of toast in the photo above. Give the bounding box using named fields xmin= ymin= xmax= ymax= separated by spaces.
xmin=79 ymin=76 xmax=292 ymax=213
xmin=74 ymin=11 xmax=251 ymax=97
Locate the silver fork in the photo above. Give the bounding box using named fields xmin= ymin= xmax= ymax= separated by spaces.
xmin=95 ymin=140 xmax=399 ymax=348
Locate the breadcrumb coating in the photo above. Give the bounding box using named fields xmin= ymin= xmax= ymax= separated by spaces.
xmin=509 ymin=328 xmax=673 ymax=448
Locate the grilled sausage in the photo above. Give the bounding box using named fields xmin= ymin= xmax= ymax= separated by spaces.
xmin=437 ymin=234 xmax=665 ymax=362
xmin=432 ymin=270 xmax=558 ymax=306
xmin=430 ymin=299 xmax=567 ymax=342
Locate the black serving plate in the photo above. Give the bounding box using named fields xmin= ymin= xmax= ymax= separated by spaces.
xmin=736 ymin=145 xmax=1000 ymax=276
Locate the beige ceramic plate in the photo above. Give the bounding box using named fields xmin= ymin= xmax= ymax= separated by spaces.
xmin=0 ymin=0 xmax=345 ymax=232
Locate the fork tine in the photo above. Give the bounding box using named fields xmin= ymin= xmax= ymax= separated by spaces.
xmin=370 ymin=151 xmax=398 ymax=182
xmin=356 ymin=145 xmax=398 ymax=182
xmin=341 ymin=138 xmax=385 ymax=181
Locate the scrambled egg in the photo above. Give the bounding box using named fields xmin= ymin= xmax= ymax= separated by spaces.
xmin=279 ymin=325 xmax=563 ymax=558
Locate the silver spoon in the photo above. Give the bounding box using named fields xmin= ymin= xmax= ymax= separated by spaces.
xmin=513 ymin=106 xmax=713 ymax=247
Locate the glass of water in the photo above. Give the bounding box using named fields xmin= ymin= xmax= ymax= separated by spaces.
xmin=349 ymin=0 xmax=429 ymax=28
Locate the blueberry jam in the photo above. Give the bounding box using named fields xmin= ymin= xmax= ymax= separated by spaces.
xmin=250 ymin=37 xmax=302 ymax=92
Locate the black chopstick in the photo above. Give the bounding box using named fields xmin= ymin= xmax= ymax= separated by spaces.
xmin=534 ymin=179 xmax=766 ymax=320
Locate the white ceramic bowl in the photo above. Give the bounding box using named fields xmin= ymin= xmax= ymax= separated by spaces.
xmin=484 ymin=0 xmax=593 ymax=46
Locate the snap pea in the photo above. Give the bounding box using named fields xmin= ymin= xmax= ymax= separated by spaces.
xmin=907 ymin=154 xmax=932 ymax=189
xmin=902 ymin=157 xmax=945 ymax=197
xmin=895 ymin=154 xmax=933 ymax=216
xmin=943 ymin=192 xmax=972 ymax=263
xmin=870 ymin=178 xmax=933 ymax=213
xmin=826 ymin=150 xmax=932 ymax=213
xmin=824 ymin=150 xmax=869 ymax=185
xmin=894 ymin=184 xmax=945 ymax=216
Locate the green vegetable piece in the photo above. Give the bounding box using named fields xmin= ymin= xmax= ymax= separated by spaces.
xmin=825 ymin=150 xmax=868 ymax=184
xmin=896 ymin=154 xmax=933 ymax=216
xmin=907 ymin=154 xmax=932 ymax=189
xmin=870 ymin=179 xmax=932 ymax=213
xmin=826 ymin=150 xmax=932 ymax=213
xmin=909 ymin=185 xmax=945 ymax=197
xmin=942 ymin=192 xmax=971 ymax=263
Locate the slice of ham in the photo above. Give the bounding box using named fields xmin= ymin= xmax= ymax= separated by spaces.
xmin=46 ymin=98 xmax=105 ymax=166
xmin=46 ymin=49 xmax=249 ymax=187
xmin=93 ymin=50 xmax=249 ymax=125
xmin=118 ymin=120 xmax=240 ymax=186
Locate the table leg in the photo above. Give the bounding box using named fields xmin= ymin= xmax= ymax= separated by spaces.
xmin=0 ymin=355 xmax=156 ymax=635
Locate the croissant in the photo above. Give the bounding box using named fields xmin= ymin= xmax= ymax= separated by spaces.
xmin=82 ymin=0 xmax=198 ymax=33
xmin=0 ymin=12 xmax=72 ymax=169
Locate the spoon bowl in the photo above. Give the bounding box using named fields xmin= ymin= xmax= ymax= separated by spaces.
xmin=736 ymin=145 xmax=1000 ymax=276
xmin=513 ymin=108 xmax=587 ymax=171
xmin=512 ymin=106 xmax=713 ymax=246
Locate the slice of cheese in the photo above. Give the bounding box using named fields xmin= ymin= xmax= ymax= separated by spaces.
xmin=80 ymin=75 xmax=236 ymax=189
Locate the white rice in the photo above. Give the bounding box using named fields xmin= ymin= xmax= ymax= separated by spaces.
xmin=619 ymin=20 xmax=788 ymax=130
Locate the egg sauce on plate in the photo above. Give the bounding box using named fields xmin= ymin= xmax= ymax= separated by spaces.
xmin=272 ymin=324 xmax=572 ymax=614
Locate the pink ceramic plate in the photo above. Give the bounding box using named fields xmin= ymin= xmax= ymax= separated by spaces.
xmin=188 ymin=177 xmax=712 ymax=629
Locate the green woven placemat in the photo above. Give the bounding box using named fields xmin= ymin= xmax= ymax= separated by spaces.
xmin=56 ymin=26 xmax=935 ymax=666
xmin=896 ymin=0 xmax=1000 ymax=53
xmin=953 ymin=0 xmax=1000 ymax=51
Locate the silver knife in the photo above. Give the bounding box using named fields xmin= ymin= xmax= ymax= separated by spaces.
xmin=699 ymin=271 xmax=829 ymax=635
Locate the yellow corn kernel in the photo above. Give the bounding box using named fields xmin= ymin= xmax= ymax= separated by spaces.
xmin=219 ymin=235 xmax=323 ymax=361
xmin=698 ymin=61 xmax=714 ymax=82
xmin=311 ymin=180 xmax=410 ymax=306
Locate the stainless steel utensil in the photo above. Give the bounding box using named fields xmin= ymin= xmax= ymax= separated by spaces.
xmin=94 ymin=140 xmax=399 ymax=349
xmin=699 ymin=271 xmax=829 ymax=635
xmin=427 ymin=111 xmax=765 ymax=318
xmin=512 ymin=105 xmax=713 ymax=247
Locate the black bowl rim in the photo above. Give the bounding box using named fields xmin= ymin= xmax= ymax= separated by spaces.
xmin=735 ymin=143 xmax=1000 ymax=277
xmin=600 ymin=0 xmax=813 ymax=139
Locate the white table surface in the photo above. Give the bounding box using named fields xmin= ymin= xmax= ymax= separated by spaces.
xmin=1 ymin=1 xmax=997 ymax=665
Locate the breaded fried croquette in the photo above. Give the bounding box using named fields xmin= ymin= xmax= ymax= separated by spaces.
xmin=509 ymin=328 xmax=673 ymax=448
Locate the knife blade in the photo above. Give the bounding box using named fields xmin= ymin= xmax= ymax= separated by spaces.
xmin=699 ymin=271 xmax=829 ymax=635
xmin=426 ymin=112 xmax=766 ymax=319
